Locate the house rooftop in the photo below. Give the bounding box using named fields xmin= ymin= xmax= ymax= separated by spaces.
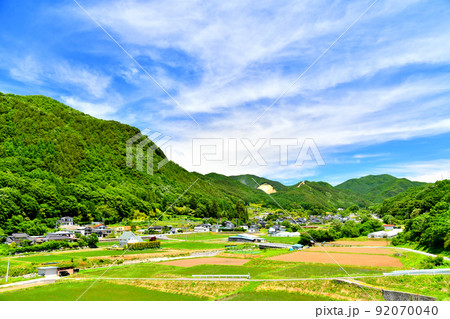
xmin=118 ymin=231 xmax=137 ymax=240
xmin=11 ymin=233 xmax=29 ymax=237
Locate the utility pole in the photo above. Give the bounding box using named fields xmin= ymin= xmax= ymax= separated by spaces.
xmin=6 ymin=252 xmax=11 ymax=283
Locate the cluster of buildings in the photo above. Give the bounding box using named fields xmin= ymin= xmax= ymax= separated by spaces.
xmin=4 ymin=217 xmax=123 ymax=246
xmin=5 ymin=231 xmax=76 ymax=245
xmin=57 ymin=217 xmax=115 ymax=238
xmin=268 ymin=225 xmax=300 ymax=237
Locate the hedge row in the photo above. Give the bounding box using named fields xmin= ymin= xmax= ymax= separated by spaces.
xmin=127 ymin=241 xmax=161 ymax=250
xmin=9 ymin=240 xmax=73 ymax=254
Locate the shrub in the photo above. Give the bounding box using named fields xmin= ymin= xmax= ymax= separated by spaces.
xmin=127 ymin=241 xmax=161 ymax=250
xmin=10 ymin=240 xmax=72 ymax=254
xmin=419 ymin=255 xmax=445 ymax=269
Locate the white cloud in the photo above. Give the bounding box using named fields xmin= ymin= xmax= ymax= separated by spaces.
xmin=353 ymin=153 xmax=389 ymax=159
xmin=4 ymin=54 xmax=112 ymax=99
xmin=53 ymin=63 xmax=111 ymax=98
xmin=70 ymin=0 xmax=450 ymax=115
xmin=61 ymin=96 xmax=117 ymax=118
xmin=375 ymin=159 xmax=450 ymax=183
xmin=9 ymin=56 xmax=43 ymax=84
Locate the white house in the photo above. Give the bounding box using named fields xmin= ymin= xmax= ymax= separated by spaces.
xmin=194 ymin=226 xmax=210 ymax=232
xmin=383 ymin=224 xmax=395 ymax=231
xmin=57 ymin=216 xmax=74 ymax=226
xmin=118 ymin=231 xmax=143 ymax=248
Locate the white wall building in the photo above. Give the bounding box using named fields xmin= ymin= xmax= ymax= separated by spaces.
xmin=37 ymin=266 xmax=59 ymax=278
xmin=118 ymin=231 xmax=143 ymax=248
xmin=194 ymin=226 xmax=210 ymax=232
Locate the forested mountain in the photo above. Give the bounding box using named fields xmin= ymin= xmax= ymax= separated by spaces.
xmin=268 ymin=181 xmax=369 ymax=212
xmin=206 ymin=174 xmax=368 ymax=212
xmin=381 ymin=180 xmax=450 ymax=251
xmin=0 ymin=93 xmax=262 ymax=235
xmin=0 ymin=92 xmax=430 ymax=237
xmin=336 ymin=174 xmax=425 ymax=203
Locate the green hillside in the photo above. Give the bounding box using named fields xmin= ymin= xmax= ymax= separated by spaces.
xmin=0 ymin=92 xmax=260 ymax=234
xmin=335 ymin=174 xmax=425 ymax=203
xmin=381 ymin=180 xmax=450 ymax=252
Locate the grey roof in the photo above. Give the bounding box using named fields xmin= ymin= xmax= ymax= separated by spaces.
xmin=119 ymin=231 xmax=137 ymax=240
xmin=12 ymin=233 xmax=29 ymax=238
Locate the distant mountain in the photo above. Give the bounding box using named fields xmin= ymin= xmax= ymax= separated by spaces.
xmin=228 ymin=174 xmax=289 ymax=191
xmin=271 ymin=181 xmax=369 ymax=211
xmin=335 ymin=174 xmax=426 ymax=203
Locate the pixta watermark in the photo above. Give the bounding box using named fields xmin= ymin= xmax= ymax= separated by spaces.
xmin=192 ymin=138 xmax=325 ymax=167
xmin=127 ymin=133 xmax=325 ymax=175
xmin=126 ymin=130 xmax=172 ymax=175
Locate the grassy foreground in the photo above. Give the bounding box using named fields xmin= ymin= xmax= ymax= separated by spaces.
xmin=0 ymin=278 xmax=382 ymax=301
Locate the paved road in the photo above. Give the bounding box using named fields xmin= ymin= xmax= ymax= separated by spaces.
xmin=393 ymin=247 xmax=450 ymax=261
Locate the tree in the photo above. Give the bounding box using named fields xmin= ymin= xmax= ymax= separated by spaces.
xmin=382 ymin=215 xmax=395 ymax=224
xmin=86 ymin=233 xmax=99 ymax=248
xmin=235 ymin=201 xmax=248 ymax=223
xmin=0 ymin=228 xmax=6 ymax=242
xmin=346 ymin=205 xmax=359 ymax=214
xmin=330 ymin=219 xmax=343 ymax=234
xmin=341 ymin=220 xmax=360 ymax=238
xmin=209 ymin=200 xmax=219 ymax=218
xmin=359 ymin=218 xmax=383 ymax=236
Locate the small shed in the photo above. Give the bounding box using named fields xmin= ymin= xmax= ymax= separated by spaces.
xmin=37 ymin=266 xmax=59 ymax=278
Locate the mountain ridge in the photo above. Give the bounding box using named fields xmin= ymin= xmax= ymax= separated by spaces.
xmin=0 ymin=92 xmax=428 ymax=234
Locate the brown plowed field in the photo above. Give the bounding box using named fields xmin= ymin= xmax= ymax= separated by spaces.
xmin=159 ymin=257 xmax=250 ymax=267
xmin=269 ymin=251 xmax=403 ymax=267
xmin=308 ymin=247 xmax=394 ymax=255
xmin=330 ymin=240 xmax=390 ymax=246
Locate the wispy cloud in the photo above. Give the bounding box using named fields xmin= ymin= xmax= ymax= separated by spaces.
xmin=376 ymin=159 xmax=450 ymax=183
xmin=353 ymin=153 xmax=389 ymax=159
xmin=61 ymin=96 xmax=117 ymax=118
xmin=1 ymin=0 xmax=450 ymax=183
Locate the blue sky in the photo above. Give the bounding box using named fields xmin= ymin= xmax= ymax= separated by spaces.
xmin=1 ymin=0 xmax=450 ymax=185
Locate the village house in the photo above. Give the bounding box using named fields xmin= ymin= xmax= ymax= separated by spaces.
xmin=57 ymin=216 xmax=74 ymax=226
xmin=148 ymin=226 xmax=164 ymax=233
xmin=118 ymin=231 xmax=143 ymax=248
xmin=248 ymin=224 xmax=259 ymax=233
xmin=5 ymin=233 xmax=31 ymax=245
xmin=85 ymin=224 xmax=113 ymax=238
xmin=46 ymin=231 xmax=76 ymax=242
xmin=221 ymin=221 xmax=236 ymax=230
